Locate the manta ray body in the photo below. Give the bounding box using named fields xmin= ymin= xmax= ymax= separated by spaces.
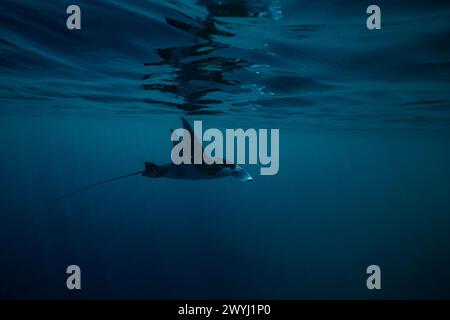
xmin=49 ymin=117 xmax=252 ymax=204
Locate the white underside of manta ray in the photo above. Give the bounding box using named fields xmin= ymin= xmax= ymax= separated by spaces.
xmin=49 ymin=117 xmax=252 ymax=205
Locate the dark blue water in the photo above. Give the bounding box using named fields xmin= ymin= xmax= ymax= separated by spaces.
xmin=1 ymin=0 xmax=450 ymax=299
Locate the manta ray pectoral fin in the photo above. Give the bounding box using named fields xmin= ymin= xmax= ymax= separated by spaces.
xmin=181 ymin=117 xmax=194 ymax=137
xmin=181 ymin=117 xmax=204 ymax=157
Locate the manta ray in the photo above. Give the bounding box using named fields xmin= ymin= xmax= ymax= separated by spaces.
xmin=49 ymin=117 xmax=252 ymax=205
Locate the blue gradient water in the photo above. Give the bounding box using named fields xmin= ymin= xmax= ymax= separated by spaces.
xmin=1 ymin=0 xmax=450 ymax=299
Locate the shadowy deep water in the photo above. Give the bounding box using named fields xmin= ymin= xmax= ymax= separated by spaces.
xmin=1 ymin=0 xmax=450 ymax=299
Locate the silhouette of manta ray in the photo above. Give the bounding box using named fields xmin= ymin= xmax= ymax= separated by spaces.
xmin=48 ymin=117 xmax=252 ymax=205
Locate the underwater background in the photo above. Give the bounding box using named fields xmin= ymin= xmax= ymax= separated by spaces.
xmin=1 ymin=0 xmax=450 ymax=299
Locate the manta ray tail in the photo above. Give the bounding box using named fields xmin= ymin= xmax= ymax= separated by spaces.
xmin=48 ymin=170 xmax=145 ymax=205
